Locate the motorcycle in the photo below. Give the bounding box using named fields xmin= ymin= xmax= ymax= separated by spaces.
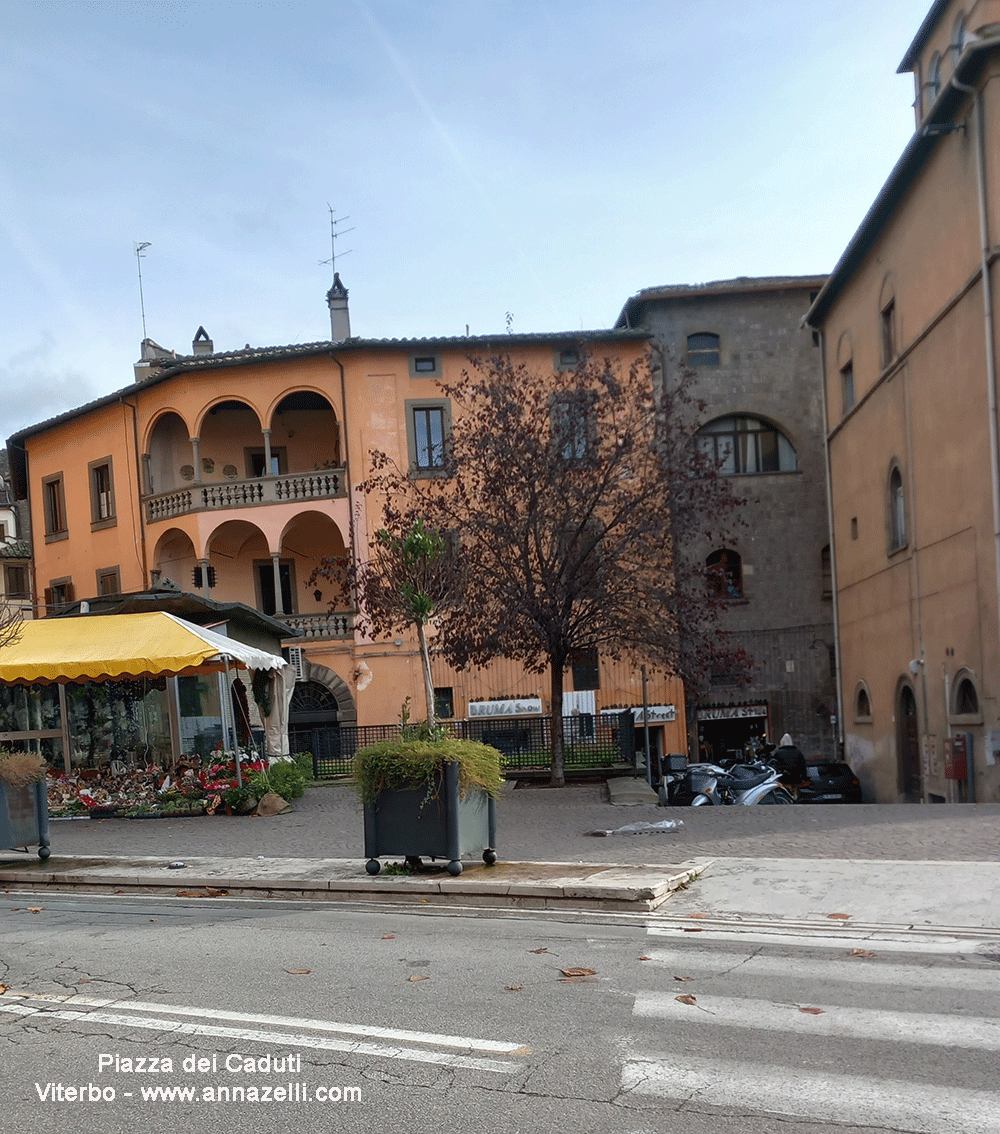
xmin=658 ymin=758 xmax=794 ymax=806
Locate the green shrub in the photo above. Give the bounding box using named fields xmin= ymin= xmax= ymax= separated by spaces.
xmin=353 ymin=737 xmax=504 ymax=808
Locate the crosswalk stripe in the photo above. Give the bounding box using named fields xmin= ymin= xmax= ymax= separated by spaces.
xmin=634 ymin=991 xmax=1000 ymax=1050
xmin=622 ymin=1053 xmax=1000 ymax=1134
xmin=646 ymin=924 xmax=982 ymax=952
xmin=645 ymin=947 xmax=1000 ymax=991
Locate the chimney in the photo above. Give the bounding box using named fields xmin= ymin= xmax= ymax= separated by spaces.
xmin=327 ymin=273 xmax=351 ymax=341
xmin=192 ymin=326 xmax=214 ymax=354
xmin=134 ymin=338 xmax=177 ymax=382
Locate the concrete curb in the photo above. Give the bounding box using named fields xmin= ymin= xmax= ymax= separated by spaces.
xmin=0 ymin=854 xmax=711 ymax=912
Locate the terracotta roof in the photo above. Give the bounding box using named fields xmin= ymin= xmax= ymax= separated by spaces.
xmin=0 ymin=540 xmax=30 ymax=559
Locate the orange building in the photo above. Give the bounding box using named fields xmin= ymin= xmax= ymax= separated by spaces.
xmin=807 ymin=0 xmax=1000 ymax=801
xmin=7 ymin=284 xmax=687 ymax=766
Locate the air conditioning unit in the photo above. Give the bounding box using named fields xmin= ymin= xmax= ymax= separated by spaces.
xmin=287 ymin=646 xmax=305 ymax=680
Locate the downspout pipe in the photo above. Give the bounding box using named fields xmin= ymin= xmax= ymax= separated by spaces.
xmin=951 ymin=62 xmax=1000 ymax=695
xmin=815 ymin=328 xmax=846 ymax=759
xmin=329 ymin=353 xmax=358 ymax=587
xmin=120 ymin=397 xmax=150 ymax=587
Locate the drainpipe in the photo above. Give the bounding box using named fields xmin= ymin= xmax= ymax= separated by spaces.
xmin=815 ymin=328 xmax=846 ymax=760
xmin=120 ymin=397 xmax=149 ymax=587
xmin=330 ymin=352 xmax=358 ymax=591
xmin=951 ymin=66 xmax=1000 ymax=701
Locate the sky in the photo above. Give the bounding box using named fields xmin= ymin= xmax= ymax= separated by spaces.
xmin=1 ymin=0 xmax=933 ymax=443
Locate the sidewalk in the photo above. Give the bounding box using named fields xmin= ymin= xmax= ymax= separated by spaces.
xmin=4 ymin=778 xmax=999 ymax=928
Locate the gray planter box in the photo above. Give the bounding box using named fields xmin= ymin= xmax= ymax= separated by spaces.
xmin=363 ymin=760 xmax=497 ymax=876
xmin=0 ymin=781 xmax=51 ymax=859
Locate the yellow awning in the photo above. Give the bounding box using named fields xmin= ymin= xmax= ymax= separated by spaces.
xmin=0 ymin=612 xmax=287 ymax=686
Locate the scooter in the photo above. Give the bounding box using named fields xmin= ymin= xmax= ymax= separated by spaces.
xmin=658 ymin=759 xmax=794 ymax=806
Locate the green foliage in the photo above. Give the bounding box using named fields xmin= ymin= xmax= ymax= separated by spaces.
xmin=246 ymin=759 xmax=309 ymax=803
xmin=399 ymin=696 xmax=447 ymax=743
xmin=222 ymin=784 xmax=256 ymax=811
xmin=353 ymin=736 xmax=504 ymax=808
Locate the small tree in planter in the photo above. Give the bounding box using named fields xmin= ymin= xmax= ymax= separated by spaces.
xmin=0 ymin=751 xmax=51 ymax=859
xmin=355 ymin=702 xmax=503 ymax=876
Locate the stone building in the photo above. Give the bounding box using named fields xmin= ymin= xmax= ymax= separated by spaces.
xmin=617 ymin=276 xmax=836 ymax=760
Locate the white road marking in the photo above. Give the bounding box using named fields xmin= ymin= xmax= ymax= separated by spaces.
xmin=0 ymin=997 xmax=527 ymax=1074
xmin=644 ymin=947 xmax=1000 ymax=991
xmin=622 ymin=1053 xmax=1000 ymax=1134
xmin=1 ymin=988 xmax=527 ymax=1054
xmin=634 ymin=991 xmax=1000 ymax=1050
xmin=646 ymin=924 xmax=984 ymax=952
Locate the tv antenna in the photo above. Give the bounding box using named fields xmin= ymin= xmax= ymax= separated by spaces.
xmin=319 ymin=205 xmax=354 ymax=280
xmin=134 ymin=241 xmax=152 ymax=341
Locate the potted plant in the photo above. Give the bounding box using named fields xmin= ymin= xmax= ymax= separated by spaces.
xmin=0 ymin=751 xmax=51 ymax=859
xmin=355 ymin=703 xmax=502 ymax=876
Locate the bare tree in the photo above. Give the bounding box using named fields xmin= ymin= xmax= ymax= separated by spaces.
xmin=352 ymin=349 xmax=747 ymax=784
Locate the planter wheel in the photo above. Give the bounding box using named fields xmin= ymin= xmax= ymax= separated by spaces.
xmin=483 ymin=849 xmax=497 ymax=865
xmin=446 ymin=860 xmax=463 ymax=877
xmin=365 ymin=858 xmax=381 ymax=875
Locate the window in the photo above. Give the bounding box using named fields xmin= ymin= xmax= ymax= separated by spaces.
xmin=841 ymin=362 xmax=854 ymax=413
xmin=687 ymin=332 xmax=720 ymax=367
xmin=89 ymin=458 xmax=116 ymax=527
xmin=552 ymin=395 xmax=592 ymax=461
xmin=434 ymin=687 xmax=454 ymax=719
xmin=821 ymin=544 xmax=833 ymax=600
xmin=410 ymin=354 xmax=441 ymax=378
xmin=696 ymin=416 xmax=797 ymax=474
xmin=96 ymin=567 xmax=121 ymax=596
xmin=44 ymin=578 xmax=74 ymax=613
xmin=554 ymin=346 xmax=582 ymax=371
xmin=889 ymin=465 xmax=906 ymax=551
xmin=3 ymin=564 xmax=28 ymax=599
xmin=246 ymin=448 xmax=286 ymax=478
xmin=881 ymin=300 xmax=896 ymax=367
xmin=955 ymin=676 xmax=979 ymax=716
xmin=951 ymin=13 xmax=967 ymax=67
xmin=924 ymin=51 xmax=941 ymax=106
xmin=255 ymin=560 xmax=295 ymax=615
xmin=405 ymin=399 xmax=451 ymax=475
xmin=570 ymin=647 xmax=600 ymax=691
xmin=706 ymin=549 xmax=743 ymax=599
xmin=42 ymin=473 xmax=67 ymax=539
xmin=855 ymin=685 xmax=872 ymax=721
xmin=851 ymin=517 xmax=858 ymax=540
xmin=192 ymin=565 xmax=217 ymax=589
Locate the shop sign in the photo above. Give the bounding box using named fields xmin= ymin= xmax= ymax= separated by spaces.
xmin=697 ymin=704 xmax=768 ymax=721
xmin=468 ymin=697 xmax=543 ymax=718
xmin=601 ymin=705 xmax=676 ymax=723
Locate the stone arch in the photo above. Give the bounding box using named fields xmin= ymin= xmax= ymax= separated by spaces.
xmin=299 ymin=658 xmax=357 ymax=724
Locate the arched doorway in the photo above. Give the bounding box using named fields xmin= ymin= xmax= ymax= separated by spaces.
xmin=897 ymin=684 xmax=921 ymax=801
xmin=288 ymin=680 xmax=346 ymax=771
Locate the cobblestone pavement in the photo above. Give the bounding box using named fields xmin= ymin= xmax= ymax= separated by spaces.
xmin=43 ymin=780 xmax=1000 ymax=865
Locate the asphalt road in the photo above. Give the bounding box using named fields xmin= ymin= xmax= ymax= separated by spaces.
xmin=44 ymin=780 xmax=1000 ymax=865
xmin=2 ymin=891 xmax=998 ymax=1133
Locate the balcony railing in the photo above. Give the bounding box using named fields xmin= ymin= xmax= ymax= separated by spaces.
xmin=281 ymin=611 xmax=354 ymax=640
xmin=145 ymin=470 xmax=346 ymax=522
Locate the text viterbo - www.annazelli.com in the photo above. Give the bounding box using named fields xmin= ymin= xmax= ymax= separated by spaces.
xmin=35 ymin=1082 xmax=360 ymax=1104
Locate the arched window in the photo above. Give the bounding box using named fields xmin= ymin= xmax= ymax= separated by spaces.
xmin=925 ymin=51 xmax=941 ymax=106
xmin=855 ymin=684 xmax=872 ymax=721
xmin=687 ymin=332 xmax=720 ymax=367
xmin=954 ymin=675 xmax=979 ymax=716
xmin=706 ymin=549 xmax=743 ymax=598
xmin=951 ymin=13 xmax=968 ymax=67
xmin=696 ymin=416 xmax=797 ymax=474
xmin=889 ymin=466 xmax=906 ymax=550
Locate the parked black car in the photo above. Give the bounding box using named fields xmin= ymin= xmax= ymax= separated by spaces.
xmin=798 ymin=760 xmax=863 ymax=804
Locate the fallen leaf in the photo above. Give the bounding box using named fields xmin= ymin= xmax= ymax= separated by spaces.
xmin=382 ymin=935 xmax=395 ymax=940
xmin=504 ymin=985 xmax=522 ymax=991
xmin=408 ymin=974 xmax=429 ymax=982
xmin=827 ymin=913 xmax=851 ymax=920
xmin=206 ymin=888 xmax=228 ymax=897
xmin=78 ymin=980 xmax=90 ymax=985
xmin=25 ymin=907 xmax=42 ymax=914
xmin=682 ymin=927 xmax=703 ymax=933
xmin=286 ymin=969 xmax=312 ymax=975
xmin=175 ymin=890 xmax=203 ymax=897
xmin=149 ymin=918 xmax=156 ymax=922
xmin=799 ymin=1006 xmax=825 ymax=1014
xmin=0 ymin=984 xmax=8 ymax=995
xmin=673 ymin=976 xmax=695 ymax=982
xmin=529 ymin=947 xmax=549 ymax=954
xmin=638 ymin=956 xmax=652 ymax=961
xmin=560 ymin=967 xmax=597 ymax=977
xmin=849 ymin=949 xmax=875 ymax=957
xmin=675 ymin=994 xmax=697 ymax=1005
xmin=113 ymin=889 xmax=124 ymax=894
xmin=688 ymin=913 xmax=708 ymax=919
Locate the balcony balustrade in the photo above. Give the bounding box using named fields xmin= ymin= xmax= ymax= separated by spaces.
xmin=281 ymin=611 xmax=354 ymax=640
xmin=145 ymin=470 xmax=346 ymax=522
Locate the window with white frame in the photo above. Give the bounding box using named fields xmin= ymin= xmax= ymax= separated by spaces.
xmin=696 ymin=416 xmax=797 ymax=475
